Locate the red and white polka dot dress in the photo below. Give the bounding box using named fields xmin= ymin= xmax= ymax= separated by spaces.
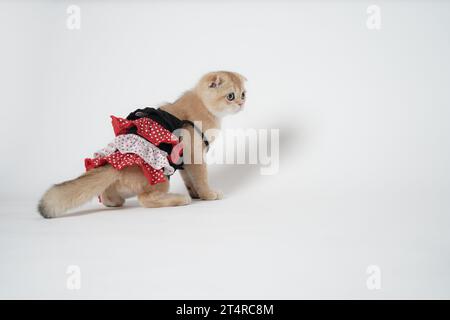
xmin=84 ymin=115 xmax=182 ymax=185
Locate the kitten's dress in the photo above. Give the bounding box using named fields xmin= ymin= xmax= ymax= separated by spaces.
xmin=84 ymin=108 xmax=184 ymax=185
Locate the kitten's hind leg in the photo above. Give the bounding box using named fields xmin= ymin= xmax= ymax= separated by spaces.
xmin=100 ymin=183 xmax=125 ymax=207
xmin=138 ymin=191 xmax=191 ymax=208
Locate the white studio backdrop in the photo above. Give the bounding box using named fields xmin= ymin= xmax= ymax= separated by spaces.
xmin=0 ymin=0 xmax=449 ymax=299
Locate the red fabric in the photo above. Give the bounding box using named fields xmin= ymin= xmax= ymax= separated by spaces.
xmin=85 ymin=152 xmax=166 ymax=185
xmin=111 ymin=116 xmax=179 ymax=146
xmin=84 ymin=115 xmax=183 ymax=186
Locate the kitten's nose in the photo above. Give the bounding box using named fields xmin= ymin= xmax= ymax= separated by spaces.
xmin=238 ymin=101 xmax=244 ymax=107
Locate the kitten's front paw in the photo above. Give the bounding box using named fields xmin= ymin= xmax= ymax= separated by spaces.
xmin=199 ymin=189 xmax=223 ymax=200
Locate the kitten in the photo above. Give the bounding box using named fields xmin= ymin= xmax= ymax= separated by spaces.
xmin=38 ymin=71 xmax=247 ymax=218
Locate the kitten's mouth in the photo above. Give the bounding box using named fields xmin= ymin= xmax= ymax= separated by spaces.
xmin=230 ymin=106 xmax=241 ymax=114
xmin=236 ymin=104 xmax=245 ymax=113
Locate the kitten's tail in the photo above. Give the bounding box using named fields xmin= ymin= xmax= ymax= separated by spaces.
xmin=38 ymin=165 xmax=120 ymax=219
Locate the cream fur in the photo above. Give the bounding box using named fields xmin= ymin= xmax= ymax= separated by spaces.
xmin=38 ymin=71 xmax=246 ymax=218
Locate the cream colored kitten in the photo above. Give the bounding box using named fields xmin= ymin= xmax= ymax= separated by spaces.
xmin=38 ymin=71 xmax=247 ymax=218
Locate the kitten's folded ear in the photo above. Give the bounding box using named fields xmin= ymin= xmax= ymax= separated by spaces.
xmin=208 ymin=74 xmax=223 ymax=88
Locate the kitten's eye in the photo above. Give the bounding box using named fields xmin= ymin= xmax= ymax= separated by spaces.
xmin=226 ymin=93 xmax=235 ymax=101
xmin=241 ymin=91 xmax=246 ymax=100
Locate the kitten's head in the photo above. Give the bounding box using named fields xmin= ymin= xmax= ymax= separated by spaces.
xmin=195 ymin=71 xmax=247 ymax=117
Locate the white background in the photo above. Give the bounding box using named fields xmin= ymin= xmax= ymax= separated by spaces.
xmin=0 ymin=0 xmax=450 ymax=299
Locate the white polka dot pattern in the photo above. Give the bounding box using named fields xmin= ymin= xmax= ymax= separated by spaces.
xmin=93 ymin=134 xmax=174 ymax=175
xmin=84 ymin=114 xmax=183 ymax=186
xmin=111 ymin=115 xmax=179 ymax=147
xmin=85 ymin=152 xmax=167 ymax=185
